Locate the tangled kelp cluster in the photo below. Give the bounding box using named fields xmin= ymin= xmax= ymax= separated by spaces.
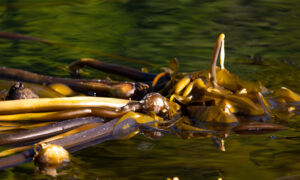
xmin=0 ymin=33 xmax=299 ymax=176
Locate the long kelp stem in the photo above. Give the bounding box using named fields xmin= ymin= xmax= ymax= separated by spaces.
xmin=0 ymin=67 xmax=149 ymax=98
xmin=0 ymin=108 xmax=131 ymax=121
xmin=0 ymin=117 xmax=104 ymax=146
xmin=69 ymin=58 xmax=156 ymax=81
xmin=0 ymin=93 xmax=167 ymax=118
xmin=210 ymin=33 xmax=225 ymax=87
xmin=50 ymin=119 xmax=116 ymax=149
xmin=0 ymin=109 xmax=92 ymax=121
xmin=0 ymin=96 xmax=132 ymax=114
xmin=0 ymin=122 xmax=54 ymax=131
xmin=50 ymin=117 xmax=139 ymax=152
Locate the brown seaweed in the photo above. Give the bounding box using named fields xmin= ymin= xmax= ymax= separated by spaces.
xmin=0 ymin=117 xmax=104 ymax=146
xmin=0 ymin=67 xmax=149 ymax=99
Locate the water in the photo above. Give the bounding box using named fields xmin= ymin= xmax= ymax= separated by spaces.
xmin=0 ymin=0 xmax=299 ymax=179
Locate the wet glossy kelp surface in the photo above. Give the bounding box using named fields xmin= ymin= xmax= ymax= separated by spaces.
xmin=0 ymin=0 xmax=299 ymax=179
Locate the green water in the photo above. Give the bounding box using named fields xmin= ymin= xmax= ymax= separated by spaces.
xmin=0 ymin=0 xmax=299 ymax=179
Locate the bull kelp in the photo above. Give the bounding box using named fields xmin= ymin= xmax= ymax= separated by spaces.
xmin=0 ymin=32 xmax=298 ymax=178
xmin=0 ymin=0 xmax=299 ymax=179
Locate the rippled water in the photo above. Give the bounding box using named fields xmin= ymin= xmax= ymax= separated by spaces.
xmin=0 ymin=0 xmax=299 ymax=179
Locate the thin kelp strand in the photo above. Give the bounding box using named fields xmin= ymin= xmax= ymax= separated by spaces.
xmin=210 ymin=33 xmax=225 ymax=87
xmin=0 ymin=146 xmax=32 ymax=158
xmin=91 ymin=108 xmax=128 ymax=118
xmin=0 ymin=109 xmax=92 ymax=121
xmin=18 ymin=122 xmax=54 ymax=129
xmin=69 ymin=58 xmax=156 ymax=81
xmin=0 ymin=117 xmax=104 ymax=146
xmin=152 ymin=72 xmax=167 ymax=87
xmin=0 ymin=122 xmax=54 ymax=131
xmin=220 ymin=37 xmax=225 ymax=69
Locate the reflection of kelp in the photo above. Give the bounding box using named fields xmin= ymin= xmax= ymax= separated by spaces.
xmin=0 ymin=33 xmax=298 ymax=177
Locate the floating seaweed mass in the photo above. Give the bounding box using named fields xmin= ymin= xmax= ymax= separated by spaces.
xmin=0 ymin=33 xmax=298 ymax=176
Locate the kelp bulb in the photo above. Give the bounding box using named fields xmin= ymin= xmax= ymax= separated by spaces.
xmin=34 ymin=143 xmax=70 ymax=177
